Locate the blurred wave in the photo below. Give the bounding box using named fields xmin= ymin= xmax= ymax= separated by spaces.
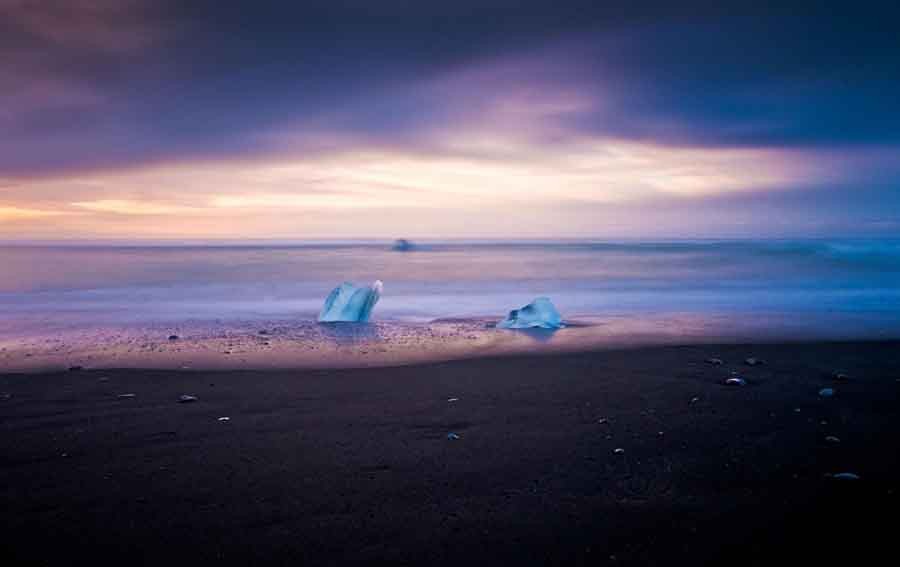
xmin=1 ymin=240 xmax=899 ymax=336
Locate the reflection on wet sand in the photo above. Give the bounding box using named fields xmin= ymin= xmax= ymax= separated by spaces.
xmin=1 ymin=310 xmax=897 ymax=373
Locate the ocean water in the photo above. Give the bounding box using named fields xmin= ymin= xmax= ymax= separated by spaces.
xmin=2 ymin=239 xmax=900 ymax=330
xmin=2 ymin=239 xmax=900 ymax=371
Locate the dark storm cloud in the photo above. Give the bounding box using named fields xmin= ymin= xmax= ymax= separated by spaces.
xmin=2 ymin=0 xmax=899 ymax=176
xmin=569 ymin=14 xmax=900 ymax=148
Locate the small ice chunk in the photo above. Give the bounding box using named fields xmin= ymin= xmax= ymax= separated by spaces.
xmin=744 ymin=357 xmax=763 ymax=366
xmin=447 ymin=432 xmax=460 ymax=440
xmin=819 ymin=388 xmax=835 ymax=398
xmin=497 ymin=297 xmax=564 ymax=329
xmin=705 ymin=358 xmax=724 ymax=365
xmin=318 ymin=280 xmax=383 ymax=323
xmin=218 ymin=416 xmax=230 ymax=422
xmin=613 ymin=448 xmax=625 ymax=454
xmin=178 ymin=395 xmax=198 ymax=403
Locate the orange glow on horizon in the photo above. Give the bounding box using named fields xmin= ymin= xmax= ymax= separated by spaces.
xmin=0 ymin=135 xmax=830 ymax=239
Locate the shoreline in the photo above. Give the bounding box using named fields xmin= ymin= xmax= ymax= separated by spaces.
xmin=3 ymin=313 xmax=900 ymax=374
xmin=4 ymin=336 xmax=900 ymax=375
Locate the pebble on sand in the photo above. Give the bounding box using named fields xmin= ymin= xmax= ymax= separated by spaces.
xmin=447 ymin=432 xmax=460 ymax=440
xmin=447 ymin=398 xmax=459 ymax=403
xmin=832 ymin=372 xmax=850 ymax=381
xmin=178 ymin=395 xmax=198 ymax=403
xmin=117 ymin=393 xmax=136 ymax=399
xmin=725 ymin=377 xmax=747 ymax=386
xmin=218 ymin=416 xmax=230 ymax=422
xmin=744 ymin=357 xmax=763 ymax=366
xmin=705 ymin=358 xmax=724 ymax=365
xmin=825 ymin=436 xmax=841 ymax=444
xmin=829 ymin=472 xmax=861 ymax=480
xmin=613 ymin=448 xmax=625 ymax=454
xmin=68 ymin=366 xmax=84 ymax=372
xmin=168 ymin=335 xmax=179 ymax=341
xmin=818 ymin=388 xmax=835 ymax=398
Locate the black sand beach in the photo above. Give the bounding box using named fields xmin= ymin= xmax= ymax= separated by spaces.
xmin=2 ymin=341 xmax=899 ymax=566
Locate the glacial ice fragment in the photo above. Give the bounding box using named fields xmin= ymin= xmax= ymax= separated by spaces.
xmin=318 ymin=280 xmax=383 ymax=323
xmin=496 ymin=297 xmax=564 ymax=329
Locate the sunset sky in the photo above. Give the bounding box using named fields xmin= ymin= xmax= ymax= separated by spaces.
xmin=2 ymin=1 xmax=899 ymax=239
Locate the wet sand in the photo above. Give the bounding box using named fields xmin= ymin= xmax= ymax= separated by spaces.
xmin=3 ymin=312 xmax=898 ymax=374
xmin=2 ymin=341 xmax=899 ymax=566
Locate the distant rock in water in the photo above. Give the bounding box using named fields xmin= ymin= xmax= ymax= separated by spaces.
xmin=318 ymin=280 xmax=383 ymax=323
xmin=392 ymin=239 xmax=415 ymax=252
xmin=497 ymin=297 xmax=564 ymax=329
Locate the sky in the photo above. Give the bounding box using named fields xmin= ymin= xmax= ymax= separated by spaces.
xmin=1 ymin=0 xmax=899 ymax=240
